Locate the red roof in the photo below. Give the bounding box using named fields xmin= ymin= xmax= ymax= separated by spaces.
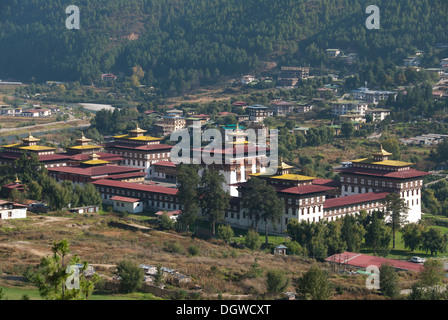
xmin=325 ymin=252 xmax=424 ymax=272
xmin=69 ymin=152 xmax=123 ymax=162
xmin=0 ymin=152 xmax=71 ymax=162
xmin=153 ymin=161 xmax=176 ymax=168
xmin=313 ymin=178 xmax=341 ymax=188
xmin=48 ymin=165 xmax=143 ymax=177
xmin=324 ymin=192 xmax=390 ymax=209
xmin=277 ymin=185 xmax=335 ymax=196
xmin=93 ymin=179 xmax=178 ymax=195
xmin=338 ymin=167 xmax=430 ymax=179
xmin=95 ymin=172 xmax=146 ymax=180
xmin=2 ymin=182 xmax=25 ymax=189
xmin=38 ymin=154 xmax=73 ymax=162
xmin=110 ymin=196 xmax=140 ymax=203
xmin=106 ymin=143 xmax=173 ymax=151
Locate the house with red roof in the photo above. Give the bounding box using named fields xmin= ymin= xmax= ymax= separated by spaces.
xmin=110 ymin=195 xmax=143 ymax=214
xmin=0 ymin=200 xmax=28 ymax=220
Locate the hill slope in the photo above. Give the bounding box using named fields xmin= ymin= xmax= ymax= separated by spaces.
xmin=0 ymin=0 xmax=447 ymax=89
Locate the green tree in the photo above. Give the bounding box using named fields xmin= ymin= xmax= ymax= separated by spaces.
xmin=296 ymin=264 xmax=333 ymax=300
xmin=246 ymin=258 xmax=264 ymax=279
xmin=14 ymin=152 xmax=47 ymax=185
xmin=365 ymin=213 xmax=392 ymax=256
xmin=245 ymin=229 xmax=261 ymax=250
xmin=379 ymin=264 xmax=400 ymax=299
xmin=266 ymin=269 xmax=290 ymax=296
xmin=341 ymin=121 xmax=355 ymax=138
xmin=199 ymin=168 xmax=230 ymax=235
xmin=27 ymin=180 xmax=43 ymax=201
xmin=153 ymin=264 xmax=165 ymax=288
xmin=33 ymin=239 xmax=99 ymax=300
xmin=421 ymin=228 xmax=448 ymax=256
xmin=417 ymin=259 xmax=446 ymax=299
xmin=402 ymin=223 xmax=425 ymax=252
xmin=159 ymin=213 xmax=174 ymax=230
xmin=384 ymin=193 xmax=408 ymax=249
xmin=341 ymin=215 xmax=365 ymax=252
xmin=381 ymin=138 xmax=401 ymax=159
xmin=217 ymin=224 xmax=234 ymax=243
xmin=177 ymin=164 xmax=201 ymax=233
xmin=241 ymin=177 xmax=285 ymax=244
xmin=324 ymin=221 xmax=346 ymax=256
xmin=116 ymin=260 xmax=144 ymax=293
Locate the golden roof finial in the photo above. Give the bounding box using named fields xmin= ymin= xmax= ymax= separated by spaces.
xmin=15 ymin=175 xmax=20 ymax=184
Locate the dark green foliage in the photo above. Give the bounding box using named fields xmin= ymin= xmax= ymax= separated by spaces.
xmin=240 ymin=177 xmax=285 ymax=244
xmin=364 ymin=212 xmax=392 ymax=256
xmin=33 ymin=239 xmax=100 ymax=300
xmin=116 ymin=260 xmax=144 ymax=293
xmin=246 ymin=258 xmax=264 ymax=279
xmin=188 ymin=244 xmax=200 ymax=256
xmin=176 ymin=165 xmax=201 ymax=232
xmin=266 ymin=269 xmax=290 ymax=296
xmin=421 ymin=228 xmax=448 ymax=256
xmin=296 ymin=264 xmax=333 ymax=300
xmin=199 ymin=168 xmax=230 ymax=235
xmin=244 ymin=229 xmax=261 ymax=250
xmin=379 ymin=264 xmax=400 ymax=299
xmin=164 ymin=241 xmax=185 ymax=255
xmin=2 ymin=0 xmax=446 ymax=94
xmin=217 ymin=224 xmax=234 ymax=243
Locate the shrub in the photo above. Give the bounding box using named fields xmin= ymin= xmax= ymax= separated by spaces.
xmin=266 ymin=269 xmax=290 ymax=296
xmin=217 ymin=224 xmax=234 ymax=243
xmin=159 ymin=214 xmax=174 ymax=230
xmin=287 ymin=241 xmax=305 ymax=256
xmin=176 ymin=289 xmax=188 ymax=300
xmin=246 ymin=258 xmax=264 ymax=279
xmin=188 ymin=244 xmax=200 ymax=256
xmin=164 ymin=241 xmax=185 ymax=255
xmin=245 ymin=229 xmax=260 ymax=250
xmin=116 ymin=260 xmax=144 ymax=293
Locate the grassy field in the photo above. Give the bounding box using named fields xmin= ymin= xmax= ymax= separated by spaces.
xmin=0 ymin=285 xmax=163 ymax=300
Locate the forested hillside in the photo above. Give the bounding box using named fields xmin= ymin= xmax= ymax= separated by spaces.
xmin=0 ymin=0 xmax=447 ymax=89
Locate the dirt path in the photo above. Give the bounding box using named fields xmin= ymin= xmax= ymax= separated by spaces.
xmin=0 ymin=241 xmax=48 ymax=258
xmin=31 ymin=216 xmax=71 ymax=226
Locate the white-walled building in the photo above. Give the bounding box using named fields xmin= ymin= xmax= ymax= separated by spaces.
xmin=110 ymin=196 xmax=143 ymax=214
xmin=337 ymin=146 xmax=429 ymax=223
xmin=0 ymin=200 xmax=27 ymax=220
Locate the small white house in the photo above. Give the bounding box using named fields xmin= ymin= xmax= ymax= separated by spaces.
xmin=110 ymin=196 xmax=143 ymax=214
xmin=0 ymin=200 xmax=27 ymax=220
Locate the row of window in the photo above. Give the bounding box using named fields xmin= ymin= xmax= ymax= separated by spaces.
xmin=342 ymin=176 xmax=422 ymax=187
xmin=99 ymin=188 xmax=177 ymax=203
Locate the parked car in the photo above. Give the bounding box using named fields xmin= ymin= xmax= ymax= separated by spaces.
xmin=410 ymin=256 xmax=426 ymax=263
